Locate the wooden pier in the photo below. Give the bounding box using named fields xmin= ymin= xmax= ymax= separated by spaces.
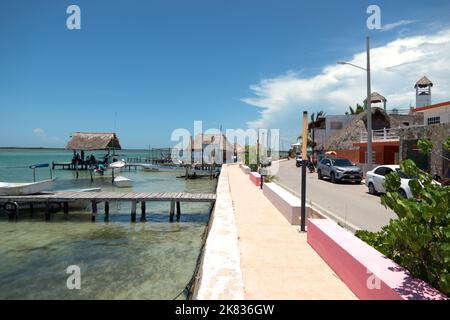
xmin=0 ymin=191 xmax=216 ymax=222
xmin=52 ymin=161 xmax=143 ymax=171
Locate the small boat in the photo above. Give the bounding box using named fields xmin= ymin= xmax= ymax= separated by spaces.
xmin=109 ymin=160 xmax=126 ymax=169
xmin=0 ymin=179 xmax=55 ymax=196
xmin=22 ymin=188 xmax=102 ymax=210
xmin=113 ymin=176 xmax=133 ymax=188
xmin=141 ymin=164 xmax=160 ymax=172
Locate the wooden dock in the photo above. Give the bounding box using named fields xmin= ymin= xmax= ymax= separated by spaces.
xmin=52 ymin=161 xmax=144 ymax=171
xmin=0 ymin=191 xmax=216 ymax=223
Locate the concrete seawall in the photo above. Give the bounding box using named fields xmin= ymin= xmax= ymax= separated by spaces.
xmin=191 ymin=165 xmax=245 ymax=299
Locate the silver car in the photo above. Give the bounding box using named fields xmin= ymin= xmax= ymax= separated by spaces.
xmin=317 ymin=157 xmax=362 ymax=184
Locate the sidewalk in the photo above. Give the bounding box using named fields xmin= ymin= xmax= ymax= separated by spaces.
xmin=227 ymin=164 xmax=356 ymax=299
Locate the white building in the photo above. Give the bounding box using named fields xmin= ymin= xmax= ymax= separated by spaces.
xmin=413 ymin=101 xmax=450 ymax=125
xmin=311 ymin=115 xmax=354 ymax=151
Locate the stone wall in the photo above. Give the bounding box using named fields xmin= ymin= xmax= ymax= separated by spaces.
xmin=191 ymin=164 xmax=245 ymax=300
xmin=398 ymin=123 xmax=450 ymax=178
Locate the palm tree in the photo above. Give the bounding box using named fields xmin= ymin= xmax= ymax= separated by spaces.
xmin=309 ymin=111 xmax=325 ymax=159
xmin=346 ymin=104 xmax=365 ymax=115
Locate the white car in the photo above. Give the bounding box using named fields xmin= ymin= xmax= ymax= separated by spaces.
xmin=365 ymin=165 xmax=414 ymax=199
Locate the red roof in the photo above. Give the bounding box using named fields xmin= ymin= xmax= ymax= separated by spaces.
xmin=413 ymin=101 xmax=450 ymax=113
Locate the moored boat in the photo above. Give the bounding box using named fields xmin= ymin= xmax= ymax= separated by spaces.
xmin=113 ymin=176 xmax=133 ymax=188
xmin=141 ymin=164 xmax=160 ymax=172
xmin=0 ymin=179 xmax=55 ymax=196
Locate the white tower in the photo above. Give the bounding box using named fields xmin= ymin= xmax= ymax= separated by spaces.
xmin=415 ymin=76 xmax=433 ymax=108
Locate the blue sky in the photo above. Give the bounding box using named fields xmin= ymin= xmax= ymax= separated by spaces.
xmin=1 ymin=0 xmax=450 ymax=149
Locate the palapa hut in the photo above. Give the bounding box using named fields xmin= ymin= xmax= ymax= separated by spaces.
xmin=364 ymin=92 xmax=387 ymax=110
xmin=66 ymin=132 xmax=122 ymax=151
xmin=188 ymin=134 xmax=242 ymax=164
xmin=64 ymin=132 xmax=122 ymax=177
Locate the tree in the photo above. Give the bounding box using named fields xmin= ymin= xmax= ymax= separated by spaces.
xmin=356 ymin=137 xmax=450 ymax=295
xmin=309 ymin=111 xmax=325 ymax=158
xmin=345 ymin=104 xmax=365 ymax=115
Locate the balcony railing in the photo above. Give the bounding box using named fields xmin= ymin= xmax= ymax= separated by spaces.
xmin=360 ymin=128 xmax=400 ymax=143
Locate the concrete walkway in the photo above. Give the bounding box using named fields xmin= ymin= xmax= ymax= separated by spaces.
xmin=227 ymin=164 xmax=356 ymax=300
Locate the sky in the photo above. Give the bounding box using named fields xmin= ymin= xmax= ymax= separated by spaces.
xmin=1 ymin=0 xmax=450 ymax=149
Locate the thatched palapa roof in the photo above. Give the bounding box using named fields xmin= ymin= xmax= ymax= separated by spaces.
xmin=190 ymin=134 xmax=243 ymax=153
xmin=415 ymin=76 xmax=433 ymax=88
xmin=66 ymin=132 xmax=121 ymax=151
xmin=364 ymin=92 xmax=387 ymax=104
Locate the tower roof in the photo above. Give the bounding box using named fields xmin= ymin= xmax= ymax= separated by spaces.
xmin=415 ymin=76 xmax=433 ymax=88
xmin=364 ymin=92 xmax=387 ymax=104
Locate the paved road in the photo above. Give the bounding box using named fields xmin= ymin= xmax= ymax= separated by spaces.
xmin=270 ymin=160 xmax=397 ymax=232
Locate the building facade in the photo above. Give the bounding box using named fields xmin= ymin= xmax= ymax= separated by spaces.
xmin=412 ymin=101 xmax=450 ymax=126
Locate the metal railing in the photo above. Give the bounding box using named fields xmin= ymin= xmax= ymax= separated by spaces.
xmin=360 ymin=128 xmax=400 ymax=142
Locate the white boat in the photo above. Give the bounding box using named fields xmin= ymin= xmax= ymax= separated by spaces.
xmin=113 ymin=176 xmax=133 ymax=188
xmin=0 ymin=179 xmax=55 ymax=196
xmin=141 ymin=164 xmax=160 ymax=172
xmin=109 ymin=160 xmax=126 ymax=169
xmin=21 ymin=187 xmax=102 ymax=210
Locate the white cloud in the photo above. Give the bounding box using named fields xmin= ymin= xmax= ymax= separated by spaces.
xmin=242 ymin=28 xmax=450 ymax=141
xmin=381 ymin=20 xmax=416 ymax=32
xmin=33 ymin=128 xmax=62 ymax=144
xmin=33 ymin=128 xmax=46 ymax=137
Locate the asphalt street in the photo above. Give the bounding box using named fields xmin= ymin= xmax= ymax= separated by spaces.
xmin=270 ymin=160 xmax=397 ymax=232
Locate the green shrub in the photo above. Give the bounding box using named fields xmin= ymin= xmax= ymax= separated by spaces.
xmin=355 ymin=139 xmax=450 ymax=295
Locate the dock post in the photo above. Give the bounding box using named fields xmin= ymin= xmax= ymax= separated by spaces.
xmin=131 ymin=201 xmax=137 ymax=222
xmin=91 ymin=201 xmax=97 ymax=222
xmin=45 ymin=201 xmax=51 ymax=221
xmin=63 ymin=202 xmax=69 ymax=217
xmin=104 ymin=202 xmax=109 ymax=221
xmin=141 ymin=201 xmax=146 ymax=222
xmin=30 ymin=203 xmax=34 ymax=218
xmin=176 ymin=201 xmax=181 ymax=222
xmin=169 ymin=201 xmax=175 ymax=222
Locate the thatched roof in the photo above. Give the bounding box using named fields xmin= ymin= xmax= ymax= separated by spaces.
xmin=415 ymin=76 xmax=433 ymax=88
xmin=364 ymin=92 xmax=387 ymax=104
xmin=190 ymin=134 xmax=243 ymax=153
xmin=66 ymin=132 xmax=121 ymax=151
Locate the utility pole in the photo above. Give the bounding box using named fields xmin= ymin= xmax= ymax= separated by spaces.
xmin=300 ymin=111 xmax=308 ymax=232
xmin=366 ymin=36 xmax=373 ymax=167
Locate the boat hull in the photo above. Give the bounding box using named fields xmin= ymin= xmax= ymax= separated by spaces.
xmin=0 ymin=179 xmax=55 ymax=196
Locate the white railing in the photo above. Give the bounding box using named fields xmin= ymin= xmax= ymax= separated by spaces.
xmin=360 ymin=128 xmax=400 ymax=142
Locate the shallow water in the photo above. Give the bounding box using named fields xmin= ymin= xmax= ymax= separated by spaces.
xmin=0 ymin=149 xmax=216 ymax=299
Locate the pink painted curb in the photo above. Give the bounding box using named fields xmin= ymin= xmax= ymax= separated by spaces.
xmin=307 ymin=218 xmax=448 ymax=300
xmin=249 ymin=172 xmax=261 ymax=186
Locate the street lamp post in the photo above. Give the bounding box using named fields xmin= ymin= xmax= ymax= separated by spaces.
xmin=365 ymin=37 xmax=373 ymax=167
xmin=337 ymin=36 xmax=373 ymax=167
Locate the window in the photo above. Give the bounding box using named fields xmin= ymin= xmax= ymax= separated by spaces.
xmin=330 ymin=121 xmax=343 ymax=130
xmin=427 ymin=116 xmax=441 ymax=125
xmin=331 ymin=158 xmax=352 ymax=166
xmin=374 ymin=167 xmax=387 ymax=176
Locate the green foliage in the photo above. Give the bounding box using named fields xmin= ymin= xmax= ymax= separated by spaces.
xmin=345 ymin=103 xmax=365 ymax=115
xmin=445 ymin=136 xmax=450 ymax=151
xmin=356 ymin=139 xmax=450 ymax=295
xmin=263 ymin=175 xmax=278 ymax=183
xmin=417 ymin=139 xmax=434 ymax=155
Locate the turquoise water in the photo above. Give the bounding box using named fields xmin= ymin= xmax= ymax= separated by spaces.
xmin=0 ymin=149 xmax=216 ymax=299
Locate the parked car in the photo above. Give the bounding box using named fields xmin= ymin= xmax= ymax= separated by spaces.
xmin=295 ymin=154 xmax=302 ymax=167
xmin=317 ymin=157 xmax=362 ymax=184
xmin=366 ymin=165 xmax=415 ymax=198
